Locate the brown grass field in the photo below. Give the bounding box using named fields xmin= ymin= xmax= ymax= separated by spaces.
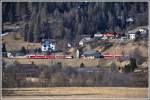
xmin=2 ymin=32 xmax=41 ymax=51
xmin=3 ymin=58 xmax=110 ymax=67
xmin=2 ymin=87 xmax=148 ymax=99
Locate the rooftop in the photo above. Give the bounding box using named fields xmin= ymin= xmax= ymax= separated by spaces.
xmin=82 ymin=50 xmax=100 ymax=56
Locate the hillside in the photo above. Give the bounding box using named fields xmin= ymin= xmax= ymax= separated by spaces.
xmin=2 ymin=2 xmax=148 ymax=50
xmin=103 ymin=40 xmax=148 ymax=57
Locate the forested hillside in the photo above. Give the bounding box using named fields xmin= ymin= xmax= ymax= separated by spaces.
xmin=2 ymin=2 xmax=148 ymax=47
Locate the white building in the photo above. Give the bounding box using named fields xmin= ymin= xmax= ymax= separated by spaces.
xmin=41 ymin=39 xmax=56 ymax=52
xmin=129 ymin=33 xmax=136 ymax=40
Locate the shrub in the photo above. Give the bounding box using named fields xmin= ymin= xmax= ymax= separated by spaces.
xmin=57 ymin=62 xmax=62 ymax=69
xmin=96 ymin=65 xmax=100 ymax=68
xmin=130 ymin=57 xmax=137 ymax=71
xmin=124 ymin=64 xmax=131 ymax=72
xmin=49 ymin=62 xmax=62 ymax=73
xmin=20 ymin=46 xmax=27 ymax=55
xmin=63 ymin=67 xmax=77 ymax=76
xmin=124 ymin=57 xmax=137 ymax=72
xmin=2 ymin=43 xmax=7 ymax=52
xmin=50 ymin=72 xmax=68 ymax=86
xmin=37 ymin=48 xmax=42 ymax=53
xmin=80 ymin=63 xmax=85 ymax=68
xmin=133 ymin=48 xmax=145 ymax=65
xmin=111 ymin=62 xmax=118 ymax=72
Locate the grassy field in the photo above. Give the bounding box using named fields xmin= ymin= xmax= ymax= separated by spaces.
xmin=2 ymin=32 xmax=41 ymax=51
xmin=2 ymin=87 xmax=148 ymax=98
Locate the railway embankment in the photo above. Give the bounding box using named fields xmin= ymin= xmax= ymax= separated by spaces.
xmin=3 ymin=58 xmax=112 ymax=67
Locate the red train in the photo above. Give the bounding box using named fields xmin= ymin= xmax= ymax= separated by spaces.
xmin=103 ymin=54 xmax=123 ymax=58
xmin=26 ymin=55 xmax=73 ymax=59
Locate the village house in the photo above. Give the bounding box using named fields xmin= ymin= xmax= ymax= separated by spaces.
xmin=41 ymin=39 xmax=56 ymax=52
xmin=127 ymin=26 xmax=148 ymax=40
xmin=127 ymin=29 xmax=138 ymax=40
xmin=128 ymin=33 xmax=136 ymax=40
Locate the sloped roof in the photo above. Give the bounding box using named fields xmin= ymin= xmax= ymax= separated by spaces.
xmin=126 ymin=18 xmax=134 ymax=22
xmin=82 ymin=50 xmax=100 ymax=56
